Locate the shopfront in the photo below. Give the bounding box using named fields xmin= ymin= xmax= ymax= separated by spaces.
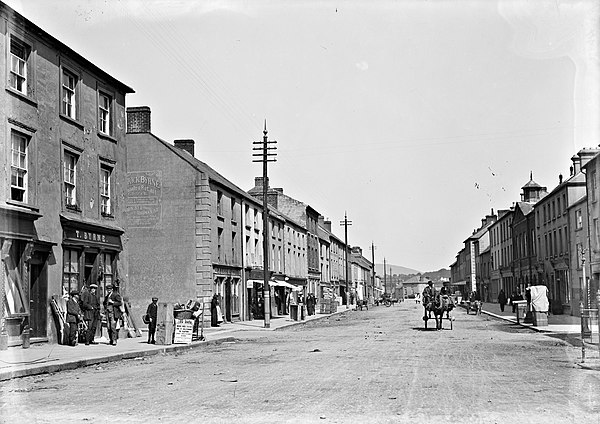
xmin=1 ymin=206 xmax=52 ymax=347
xmin=213 ymin=265 xmax=241 ymax=322
xmin=60 ymin=216 xmax=123 ymax=301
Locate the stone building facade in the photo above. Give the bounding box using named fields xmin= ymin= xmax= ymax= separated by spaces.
xmin=0 ymin=2 xmax=133 ymax=346
xmin=125 ymin=107 xmax=262 ymax=323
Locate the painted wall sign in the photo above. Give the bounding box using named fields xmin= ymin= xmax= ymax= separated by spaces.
xmin=126 ymin=171 xmax=162 ymax=228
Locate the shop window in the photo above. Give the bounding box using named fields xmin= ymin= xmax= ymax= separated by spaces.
xmin=61 ymin=69 xmax=78 ymax=120
xmin=9 ymin=37 xmax=30 ymax=94
xmin=99 ymin=252 xmax=114 ymax=294
xmin=10 ymin=131 xmax=28 ymax=202
xmin=63 ymin=151 xmax=79 ymax=209
xmin=100 ymin=165 xmax=112 ymax=216
xmin=98 ymin=92 xmax=112 ymax=135
xmin=63 ymin=249 xmax=80 ymax=296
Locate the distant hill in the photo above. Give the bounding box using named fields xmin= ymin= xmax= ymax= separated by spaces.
xmin=375 ymin=264 xmax=450 ymax=281
xmin=375 ymin=264 xmax=421 ymax=276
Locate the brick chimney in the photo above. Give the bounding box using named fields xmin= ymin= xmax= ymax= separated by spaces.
xmin=174 ymin=139 xmax=195 ymax=156
xmin=126 ymin=106 xmax=151 ymax=134
xmin=254 ymin=176 xmax=269 ymax=189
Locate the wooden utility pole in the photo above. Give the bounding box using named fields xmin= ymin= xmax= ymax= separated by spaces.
xmin=252 ymin=121 xmax=276 ymax=328
xmin=370 ymin=242 xmax=376 ymax=303
xmin=383 ymin=257 xmax=387 ymax=295
xmin=340 ymin=212 xmax=352 ymax=309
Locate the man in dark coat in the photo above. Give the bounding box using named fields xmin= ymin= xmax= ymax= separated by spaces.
xmin=66 ymin=291 xmax=83 ymax=346
xmin=497 ymin=289 xmax=507 ymax=312
xmin=103 ymin=283 xmax=123 ymax=346
xmin=80 ymin=282 xmax=101 ymax=345
xmin=422 ymin=281 xmax=436 ymax=319
xmin=146 ymin=297 xmax=158 ymax=344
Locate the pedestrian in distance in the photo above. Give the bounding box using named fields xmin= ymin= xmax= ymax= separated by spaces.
xmin=210 ymin=294 xmax=220 ymax=327
xmin=497 ymin=289 xmax=507 ymax=313
xmin=66 ymin=291 xmax=83 ymax=347
xmin=80 ymin=279 xmax=101 ymax=345
xmin=103 ymin=283 xmax=123 ymax=346
xmin=146 ymin=297 xmax=158 ymax=344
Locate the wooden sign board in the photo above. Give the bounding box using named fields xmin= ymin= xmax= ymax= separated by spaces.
xmin=173 ymin=319 xmax=194 ymax=344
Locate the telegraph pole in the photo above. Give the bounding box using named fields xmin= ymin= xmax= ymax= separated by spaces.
xmin=252 ymin=121 xmax=277 ymax=328
xmin=370 ymin=242 xmax=376 ymax=303
xmin=340 ymin=212 xmax=352 ymax=309
xmin=383 ymin=257 xmax=387 ymax=295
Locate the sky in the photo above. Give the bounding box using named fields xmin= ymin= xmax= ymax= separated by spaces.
xmin=6 ymin=0 xmax=600 ymax=272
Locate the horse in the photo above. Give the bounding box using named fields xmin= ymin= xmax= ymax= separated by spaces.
xmin=356 ymin=299 xmax=368 ymax=310
xmin=423 ymin=294 xmax=455 ymax=330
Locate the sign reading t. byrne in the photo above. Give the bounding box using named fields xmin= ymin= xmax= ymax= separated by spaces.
xmin=126 ymin=171 xmax=162 ymax=228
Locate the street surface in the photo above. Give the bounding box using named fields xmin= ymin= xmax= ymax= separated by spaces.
xmin=1 ymin=302 xmax=599 ymax=423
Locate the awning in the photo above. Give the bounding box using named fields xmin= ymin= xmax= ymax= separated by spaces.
xmin=269 ymin=280 xmax=296 ymax=289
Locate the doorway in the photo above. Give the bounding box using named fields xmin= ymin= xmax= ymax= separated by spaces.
xmin=83 ymin=251 xmax=98 ymax=289
xmin=224 ymin=279 xmax=232 ymax=322
xmin=29 ymin=262 xmax=47 ymax=338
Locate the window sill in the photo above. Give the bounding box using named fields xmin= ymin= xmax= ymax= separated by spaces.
xmin=101 ymin=212 xmax=114 ymax=219
xmin=6 ymin=87 xmax=38 ymax=107
xmin=6 ymin=199 xmax=39 ymax=212
xmin=59 ymin=114 xmax=84 ymax=130
xmin=65 ymin=204 xmax=81 ymax=213
xmin=98 ymin=131 xmax=117 ymax=143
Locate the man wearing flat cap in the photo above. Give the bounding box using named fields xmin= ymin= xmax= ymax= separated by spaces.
xmin=103 ymin=282 xmax=123 ymax=346
xmin=66 ymin=291 xmax=83 ymax=346
xmin=81 ymin=276 xmax=101 ymax=345
xmin=145 ymin=297 xmax=158 ymax=344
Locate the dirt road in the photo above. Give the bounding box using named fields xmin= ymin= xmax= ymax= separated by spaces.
xmin=1 ymin=302 xmax=598 ymax=423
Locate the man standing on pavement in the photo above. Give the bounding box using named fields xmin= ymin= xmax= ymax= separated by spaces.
xmin=146 ymin=297 xmax=158 ymax=344
xmin=81 ymin=279 xmax=101 ymax=345
xmin=103 ymin=283 xmax=123 ymax=346
xmin=66 ymin=291 xmax=83 ymax=346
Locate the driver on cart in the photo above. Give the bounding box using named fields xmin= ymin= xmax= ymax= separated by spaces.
xmin=422 ymin=281 xmax=436 ymax=319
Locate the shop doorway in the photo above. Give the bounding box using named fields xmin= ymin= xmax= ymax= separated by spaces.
xmin=29 ymin=262 xmax=47 ymax=338
xmin=224 ymin=279 xmax=232 ymax=322
xmin=83 ymin=252 xmax=98 ymax=289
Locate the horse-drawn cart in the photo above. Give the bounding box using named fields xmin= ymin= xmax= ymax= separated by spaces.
xmin=423 ymin=295 xmax=455 ymax=330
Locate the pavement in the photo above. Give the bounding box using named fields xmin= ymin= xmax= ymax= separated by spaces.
xmin=0 ymin=304 xmax=356 ymax=381
xmin=1 ymin=301 xmax=599 ymax=381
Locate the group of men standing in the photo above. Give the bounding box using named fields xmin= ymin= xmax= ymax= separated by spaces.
xmin=64 ymin=278 xmax=124 ymax=347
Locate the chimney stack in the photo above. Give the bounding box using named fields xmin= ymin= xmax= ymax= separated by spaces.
xmin=126 ymin=106 xmax=151 ymax=134
xmin=254 ymin=176 xmax=269 ymax=189
xmin=571 ymin=155 xmax=582 ymax=175
xmin=174 ymin=139 xmax=195 ymax=156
